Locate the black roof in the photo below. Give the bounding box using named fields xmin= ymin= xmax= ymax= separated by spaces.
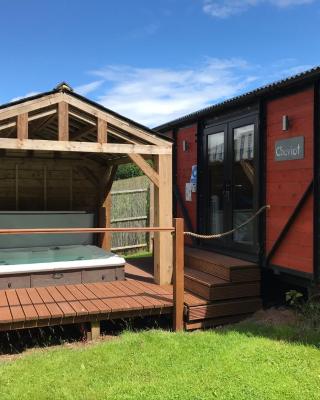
xmin=155 ymin=65 xmax=320 ymax=132
xmin=0 ymin=84 xmax=172 ymax=142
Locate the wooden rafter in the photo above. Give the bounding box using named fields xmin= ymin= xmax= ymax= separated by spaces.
xmin=29 ymin=111 xmax=57 ymax=136
xmin=2 ymin=126 xmax=16 ymax=138
xmin=108 ymin=130 xmax=137 ymax=144
xmin=69 ymin=110 xmax=96 ymax=126
xmin=72 ymin=126 xmax=96 ymax=141
xmin=0 ymin=120 xmax=16 ymax=132
xmin=0 ymin=93 xmax=64 ymax=121
xmin=108 ymin=128 xmax=146 ymax=145
xmin=128 ymin=153 xmax=159 ymax=187
xmin=29 ymin=108 xmax=57 ymax=123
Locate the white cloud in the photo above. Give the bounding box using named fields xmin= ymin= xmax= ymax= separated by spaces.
xmin=8 ymin=59 xmax=313 ymax=128
xmin=203 ymin=0 xmax=314 ymax=18
xmin=90 ymin=59 xmax=258 ymax=127
xmin=74 ymin=80 xmax=103 ymax=96
xmin=10 ymin=91 xmax=39 ymax=103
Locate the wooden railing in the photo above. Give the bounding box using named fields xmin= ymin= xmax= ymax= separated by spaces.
xmin=0 ymin=218 xmax=185 ymax=331
xmin=173 ymin=218 xmax=184 ymax=331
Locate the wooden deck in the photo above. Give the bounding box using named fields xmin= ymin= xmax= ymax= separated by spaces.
xmin=0 ymin=271 xmax=174 ymax=332
xmin=0 ymin=252 xmax=262 ymax=332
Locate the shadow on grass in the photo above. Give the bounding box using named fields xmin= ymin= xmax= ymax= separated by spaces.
xmin=217 ymin=320 xmax=320 ymax=348
xmin=0 ymin=315 xmax=172 ymax=356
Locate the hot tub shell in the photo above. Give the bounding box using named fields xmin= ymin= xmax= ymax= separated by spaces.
xmin=0 ymin=245 xmax=125 ymax=289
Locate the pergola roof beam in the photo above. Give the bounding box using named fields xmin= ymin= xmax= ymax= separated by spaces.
xmin=0 ymin=138 xmax=172 ymax=155
xmin=0 ymin=92 xmax=170 ymax=148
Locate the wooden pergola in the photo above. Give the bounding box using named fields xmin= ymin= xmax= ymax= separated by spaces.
xmin=0 ymin=83 xmax=173 ymax=285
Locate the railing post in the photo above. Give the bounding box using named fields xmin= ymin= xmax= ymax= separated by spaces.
xmin=173 ymin=218 xmax=184 ymax=331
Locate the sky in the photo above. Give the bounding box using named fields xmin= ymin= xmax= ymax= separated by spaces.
xmin=1 ymin=0 xmax=320 ymax=127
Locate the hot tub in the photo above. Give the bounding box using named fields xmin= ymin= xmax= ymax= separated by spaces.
xmin=0 ymin=245 xmax=126 ymax=290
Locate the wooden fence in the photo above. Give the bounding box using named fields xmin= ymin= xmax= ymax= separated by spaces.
xmin=110 ymin=176 xmax=154 ymax=253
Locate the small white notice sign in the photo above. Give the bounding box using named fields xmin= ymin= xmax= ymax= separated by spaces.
xmin=185 ymin=183 xmax=192 ymax=202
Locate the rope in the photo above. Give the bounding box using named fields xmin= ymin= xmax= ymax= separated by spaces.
xmin=184 ymin=205 xmax=270 ymax=239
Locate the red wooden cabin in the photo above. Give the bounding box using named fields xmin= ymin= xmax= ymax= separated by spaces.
xmin=156 ymin=67 xmax=320 ymax=294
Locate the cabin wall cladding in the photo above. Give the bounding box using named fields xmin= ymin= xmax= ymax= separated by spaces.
xmin=266 ymin=87 xmax=314 ymax=275
xmin=0 ymin=157 xmax=100 ymax=211
xmin=175 ymin=124 xmax=197 ymax=241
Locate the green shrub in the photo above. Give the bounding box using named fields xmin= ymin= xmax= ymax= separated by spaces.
xmin=115 ymin=161 xmax=154 ymax=180
xmin=286 ymin=290 xmax=320 ymax=330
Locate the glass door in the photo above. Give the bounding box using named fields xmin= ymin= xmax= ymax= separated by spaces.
xmin=201 ymin=115 xmax=259 ymax=256
xmin=207 ymin=125 xmax=227 ymax=236
xmin=231 ymin=122 xmax=255 ymax=246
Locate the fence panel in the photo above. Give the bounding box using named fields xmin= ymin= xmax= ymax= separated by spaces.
xmin=110 ymin=177 xmax=152 ymax=253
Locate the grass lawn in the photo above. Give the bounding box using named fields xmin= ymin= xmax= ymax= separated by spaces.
xmin=124 ymin=251 xmax=152 ymax=259
xmin=0 ymin=322 xmax=320 ymax=400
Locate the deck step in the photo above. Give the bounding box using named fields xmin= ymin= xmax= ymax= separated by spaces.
xmin=185 ymin=313 xmax=252 ymax=330
xmin=185 ymin=267 xmax=260 ymax=301
xmin=185 ymin=247 xmax=260 ymax=282
xmin=186 ymin=297 xmax=262 ymax=322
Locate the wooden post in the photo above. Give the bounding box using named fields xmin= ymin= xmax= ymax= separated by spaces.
xmin=58 ymin=102 xmax=69 ymax=141
xmin=99 ymin=194 xmax=112 ymax=250
xmin=90 ymin=321 xmax=101 ymax=340
xmin=17 ymin=113 xmax=28 ymax=140
xmin=149 ymin=182 xmax=155 ymax=253
xmin=173 ymin=218 xmax=184 ymax=332
xmin=97 ymin=118 xmax=107 ymax=144
xmin=153 ymin=154 xmax=173 ymax=285
xmin=86 ymin=321 xmax=101 ymax=341
xmin=99 ymin=165 xmax=117 ymax=251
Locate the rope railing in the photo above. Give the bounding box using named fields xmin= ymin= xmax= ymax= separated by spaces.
xmin=0 ymin=227 xmax=174 ymax=235
xmin=0 ymin=205 xmax=269 ymax=238
xmin=184 ymin=205 xmax=270 ymax=239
